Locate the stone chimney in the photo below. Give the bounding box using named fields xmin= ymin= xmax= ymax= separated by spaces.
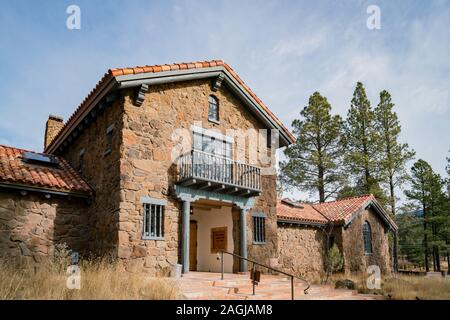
xmin=44 ymin=115 xmax=64 ymax=149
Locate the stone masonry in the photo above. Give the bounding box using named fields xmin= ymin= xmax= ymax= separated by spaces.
xmin=116 ymin=79 xmax=278 ymax=274
xmin=0 ymin=190 xmax=88 ymax=265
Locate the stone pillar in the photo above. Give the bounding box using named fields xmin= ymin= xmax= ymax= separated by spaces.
xmin=181 ymin=200 xmax=191 ymax=274
xmin=240 ymin=207 xmax=247 ymax=272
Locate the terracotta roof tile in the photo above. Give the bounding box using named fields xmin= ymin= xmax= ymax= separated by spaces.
xmin=45 ymin=60 xmax=295 ymax=153
xmin=313 ymin=195 xmax=374 ymax=224
xmin=277 ymin=199 xmax=328 ymax=225
xmin=0 ymin=145 xmax=92 ymax=196
xmin=277 ymin=195 xmax=375 ymax=226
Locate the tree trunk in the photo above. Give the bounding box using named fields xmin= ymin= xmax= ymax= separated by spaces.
xmin=318 ymin=164 xmax=325 ymax=203
xmin=447 ymin=252 xmax=450 ymax=275
xmin=435 ymin=246 xmax=441 ymax=272
xmin=432 ymin=246 xmax=437 ymax=272
xmin=423 ymin=204 xmax=429 ymax=272
xmin=389 ymin=176 xmax=395 ymax=215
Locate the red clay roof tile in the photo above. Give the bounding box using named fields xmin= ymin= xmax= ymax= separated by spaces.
xmin=277 ymin=199 xmax=328 ymax=225
xmin=277 ymin=195 xmax=378 ymax=226
xmin=0 ymin=145 xmax=92 ymax=195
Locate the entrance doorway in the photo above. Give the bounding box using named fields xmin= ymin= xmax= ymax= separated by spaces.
xmin=189 ymin=220 xmax=198 ymax=271
xmin=190 ymin=202 xmax=234 ymax=273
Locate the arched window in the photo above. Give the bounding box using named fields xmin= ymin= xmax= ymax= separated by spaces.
xmin=208 ymin=95 xmax=219 ymax=122
xmin=363 ymin=221 xmax=372 ymax=254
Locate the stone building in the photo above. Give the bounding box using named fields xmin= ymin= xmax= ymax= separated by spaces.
xmin=277 ymin=196 xmax=398 ymax=276
xmin=0 ymin=60 xmax=397 ymax=277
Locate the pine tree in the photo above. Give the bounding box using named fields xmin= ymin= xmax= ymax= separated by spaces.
xmin=344 ymin=82 xmax=383 ymax=199
xmin=404 ymin=159 xmax=445 ymax=272
xmin=374 ymin=90 xmax=415 ymax=215
xmin=280 ymin=92 xmax=344 ymax=202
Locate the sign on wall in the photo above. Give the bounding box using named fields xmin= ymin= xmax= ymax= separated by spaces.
xmin=211 ymin=227 xmax=227 ymax=253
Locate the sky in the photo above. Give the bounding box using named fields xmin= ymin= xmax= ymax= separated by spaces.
xmin=0 ymin=0 xmax=449 ymax=203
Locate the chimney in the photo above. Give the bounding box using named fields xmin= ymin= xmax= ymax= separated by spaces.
xmin=44 ymin=115 xmax=64 ymax=149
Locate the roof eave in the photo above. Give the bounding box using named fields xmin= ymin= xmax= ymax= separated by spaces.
xmin=0 ymin=181 xmax=92 ymax=199
xmin=45 ymin=76 xmax=119 ymax=154
xmin=277 ymin=217 xmax=328 ymax=227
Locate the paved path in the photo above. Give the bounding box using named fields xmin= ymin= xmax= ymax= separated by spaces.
xmin=177 ymin=272 xmax=384 ymax=300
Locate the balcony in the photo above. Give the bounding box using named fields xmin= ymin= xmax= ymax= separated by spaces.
xmin=176 ymin=150 xmax=261 ymax=197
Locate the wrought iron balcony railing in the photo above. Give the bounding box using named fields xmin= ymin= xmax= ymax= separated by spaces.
xmin=177 ymin=150 xmax=261 ymax=197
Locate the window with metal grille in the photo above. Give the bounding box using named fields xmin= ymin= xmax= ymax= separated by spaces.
xmin=208 ymin=95 xmax=219 ymax=122
xmin=143 ymin=203 xmax=164 ymax=240
xmin=252 ymin=215 xmax=266 ymax=244
xmin=363 ymin=221 xmax=372 ymax=254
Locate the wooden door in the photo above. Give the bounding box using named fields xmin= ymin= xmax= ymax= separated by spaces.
xmin=189 ymin=221 xmax=198 ymax=271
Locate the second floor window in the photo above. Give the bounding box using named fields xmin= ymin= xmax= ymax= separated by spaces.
xmin=78 ymin=149 xmax=85 ymax=174
xmin=193 ymin=132 xmax=232 ymax=159
xmin=104 ymin=124 xmax=114 ymax=155
xmin=208 ymin=95 xmax=219 ymax=122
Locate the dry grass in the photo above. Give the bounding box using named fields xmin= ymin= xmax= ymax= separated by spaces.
xmin=324 ymin=273 xmax=450 ymax=300
xmin=0 ymin=258 xmax=183 ymax=300
xmin=381 ymin=275 xmax=450 ymax=300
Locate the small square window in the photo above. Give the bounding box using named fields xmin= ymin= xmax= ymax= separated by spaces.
xmin=143 ymin=203 xmax=164 ymax=240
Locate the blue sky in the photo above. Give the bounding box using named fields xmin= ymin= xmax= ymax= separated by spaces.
xmin=0 ymin=0 xmax=449 ymax=202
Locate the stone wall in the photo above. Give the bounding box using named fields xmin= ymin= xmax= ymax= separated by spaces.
xmin=0 ymin=190 xmax=88 ymax=264
xmin=59 ymin=97 xmax=124 ymax=257
xmin=117 ymin=78 xmax=278 ymax=274
xmin=277 ymin=223 xmax=326 ymax=278
xmin=341 ymin=208 xmax=391 ymax=274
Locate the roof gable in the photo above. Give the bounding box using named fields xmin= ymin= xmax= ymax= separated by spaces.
xmin=45 ymin=60 xmax=295 ymax=154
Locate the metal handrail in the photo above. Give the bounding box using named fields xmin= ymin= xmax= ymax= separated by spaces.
xmin=219 ymin=250 xmax=310 ymax=300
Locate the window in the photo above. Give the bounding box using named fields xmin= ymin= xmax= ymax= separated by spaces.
xmin=193 ymin=132 xmax=232 ymax=158
xmin=78 ymin=149 xmax=85 ymax=174
xmin=208 ymin=95 xmax=219 ymax=123
xmin=104 ymin=124 xmax=114 ymax=155
xmin=252 ymin=213 xmax=266 ymax=244
xmin=141 ymin=197 xmax=166 ymax=240
xmin=363 ymin=221 xmax=372 ymax=254
xmin=266 ymin=129 xmax=272 ymax=149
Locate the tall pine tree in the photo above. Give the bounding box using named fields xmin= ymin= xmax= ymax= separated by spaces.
xmin=280 ymin=92 xmax=344 ymax=202
xmin=344 ymin=82 xmax=383 ymax=199
xmin=404 ymin=159 xmax=445 ymax=272
xmin=374 ymin=90 xmax=415 ymax=214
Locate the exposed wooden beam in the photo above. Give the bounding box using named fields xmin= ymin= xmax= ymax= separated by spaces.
xmin=181 ymin=178 xmax=197 ymax=187
xmin=135 ymin=84 xmax=149 ymax=106
xmin=199 ymin=182 xmax=212 ymax=190
xmin=212 ymin=73 xmax=225 ymax=92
